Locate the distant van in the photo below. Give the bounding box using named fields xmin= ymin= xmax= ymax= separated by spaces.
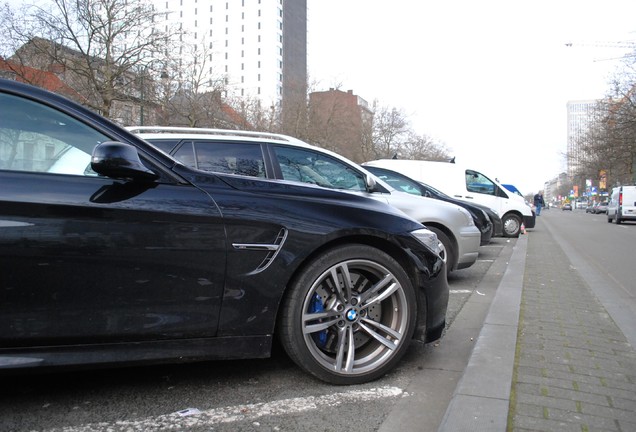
xmin=607 ymin=185 xmax=636 ymax=224
xmin=363 ymin=159 xmax=535 ymax=237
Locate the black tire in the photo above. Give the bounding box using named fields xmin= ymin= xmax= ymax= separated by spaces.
xmin=428 ymin=227 xmax=455 ymax=275
xmin=278 ymin=244 xmax=417 ymax=385
xmin=502 ymin=213 xmax=522 ymax=238
xmin=615 ymin=210 xmax=622 ymax=224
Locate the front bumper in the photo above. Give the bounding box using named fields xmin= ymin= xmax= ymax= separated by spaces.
xmin=523 ymin=211 xmax=536 ymax=229
xmin=456 ymin=226 xmax=482 ymax=270
xmin=414 ymin=261 xmax=448 ymax=343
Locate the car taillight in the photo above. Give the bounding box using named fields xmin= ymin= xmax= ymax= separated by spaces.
xmin=619 ymin=192 xmax=623 ymax=206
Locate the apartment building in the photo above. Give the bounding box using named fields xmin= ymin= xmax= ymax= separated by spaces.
xmin=151 ymin=0 xmax=307 ymax=111
xmin=566 ymin=99 xmax=598 ymax=178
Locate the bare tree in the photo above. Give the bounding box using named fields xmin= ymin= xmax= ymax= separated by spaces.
xmin=0 ymin=0 xmax=178 ymax=120
xmin=159 ymin=37 xmax=240 ymax=128
xmin=371 ymin=103 xmax=410 ymax=159
xmin=400 ymin=132 xmax=450 ymax=161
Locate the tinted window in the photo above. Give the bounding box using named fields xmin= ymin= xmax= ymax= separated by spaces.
xmin=194 ymin=141 xmax=265 ymax=177
xmin=146 ymin=138 xmax=180 ymax=154
xmin=274 ymin=146 xmax=366 ymax=191
xmin=0 ymin=93 xmax=107 ymax=176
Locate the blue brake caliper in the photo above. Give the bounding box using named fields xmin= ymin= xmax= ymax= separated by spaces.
xmin=309 ymin=293 xmax=328 ymax=347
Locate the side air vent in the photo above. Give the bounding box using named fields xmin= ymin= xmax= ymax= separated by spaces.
xmin=232 ymin=228 xmax=288 ymax=274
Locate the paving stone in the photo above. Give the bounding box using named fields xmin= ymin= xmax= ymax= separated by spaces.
xmin=508 ymin=225 xmax=636 ymax=432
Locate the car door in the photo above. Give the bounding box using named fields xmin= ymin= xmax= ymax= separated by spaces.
xmin=463 ymin=169 xmax=508 ymax=215
xmin=0 ymin=90 xmax=226 ymax=347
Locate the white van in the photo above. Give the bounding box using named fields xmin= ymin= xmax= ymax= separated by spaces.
xmin=607 ymin=185 xmax=636 ymax=224
xmin=363 ymin=159 xmax=536 ymax=237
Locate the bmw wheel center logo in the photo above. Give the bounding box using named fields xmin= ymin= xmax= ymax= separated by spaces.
xmin=346 ymin=309 xmax=358 ymax=322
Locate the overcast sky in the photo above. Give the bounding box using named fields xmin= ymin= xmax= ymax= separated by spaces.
xmin=5 ymin=0 xmax=635 ymax=195
xmin=307 ymin=0 xmax=636 ymax=195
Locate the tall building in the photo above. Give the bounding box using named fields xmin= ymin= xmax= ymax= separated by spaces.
xmin=151 ymin=0 xmax=307 ymax=111
xmin=566 ymin=99 xmax=597 ymax=178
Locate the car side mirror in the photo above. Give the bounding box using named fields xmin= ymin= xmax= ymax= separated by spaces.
xmin=91 ymin=141 xmax=159 ymax=181
xmin=365 ymin=173 xmax=380 ymax=192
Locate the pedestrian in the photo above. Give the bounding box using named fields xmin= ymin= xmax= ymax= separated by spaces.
xmin=534 ymin=192 xmax=545 ymax=216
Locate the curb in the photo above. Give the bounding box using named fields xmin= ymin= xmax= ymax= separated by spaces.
xmin=437 ymin=235 xmax=527 ymax=432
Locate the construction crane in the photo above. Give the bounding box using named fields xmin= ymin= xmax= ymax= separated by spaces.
xmin=565 ymin=41 xmax=636 ymax=61
xmin=565 ymin=41 xmax=636 ymax=49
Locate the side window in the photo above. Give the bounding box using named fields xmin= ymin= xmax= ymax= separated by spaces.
xmin=172 ymin=141 xmax=196 ymax=168
xmin=193 ymin=141 xmax=265 ymax=177
xmin=147 ymin=138 xmax=180 ymax=154
xmin=375 ymin=173 xmax=422 ymax=196
xmin=465 ymin=170 xmax=496 ymax=196
xmin=274 ymin=146 xmax=366 ymax=191
xmin=0 ymin=93 xmax=107 ymax=176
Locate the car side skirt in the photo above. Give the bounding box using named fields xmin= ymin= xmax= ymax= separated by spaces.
xmin=0 ymin=336 xmax=272 ymax=371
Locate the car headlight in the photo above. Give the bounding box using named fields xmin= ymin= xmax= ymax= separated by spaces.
xmin=410 ymin=228 xmax=441 ymax=255
xmin=458 ymin=207 xmax=475 ymax=226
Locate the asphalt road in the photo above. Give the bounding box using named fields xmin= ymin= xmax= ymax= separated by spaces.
xmin=0 ymin=239 xmax=512 ymax=432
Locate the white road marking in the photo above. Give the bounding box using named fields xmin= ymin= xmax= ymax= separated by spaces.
xmin=44 ymin=386 xmax=405 ymax=432
xmin=450 ymin=289 xmax=472 ymax=294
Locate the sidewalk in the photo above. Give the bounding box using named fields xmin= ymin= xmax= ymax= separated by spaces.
xmin=439 ymin=219 xmax=636 ymax=431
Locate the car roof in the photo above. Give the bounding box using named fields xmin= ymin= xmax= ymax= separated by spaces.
xmin=127 ymin=126 xmax=311 ymax=147
xmin=128 ymin=125 xmax=398 ymax=193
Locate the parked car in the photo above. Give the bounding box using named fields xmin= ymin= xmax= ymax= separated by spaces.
xmin=595 ymin=200 xmax=609 ymax=214
xmin=130 ymin=127 xmax=482 ymax=276
xmin=0 ymin=78 xmax=449 ymax=385
xmin=562 ymin=203 xmax=573 ymax=211
xmin=607 ymin=186 xmax=636 ymax=224
xmin=586 ymin=202 xmax=597 ymax=213
xmin=362 ymin=159 xmax=535 ymax=238
xmin=363 ymin=165 xmax=497 ymax=244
